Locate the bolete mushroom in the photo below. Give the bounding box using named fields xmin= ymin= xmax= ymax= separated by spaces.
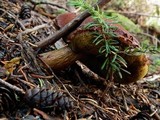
xmin=40 ymin=13 xmax=149 ymax=84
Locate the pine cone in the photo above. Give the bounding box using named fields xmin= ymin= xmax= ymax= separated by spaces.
xmin=25 ymin=87 xmax=74 ymax=112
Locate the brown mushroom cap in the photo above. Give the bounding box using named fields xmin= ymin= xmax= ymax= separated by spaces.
xmin=55 ymin=12 xmax=77 ymax=29
xmin=55 ymin=12 xmax=140 ymax=48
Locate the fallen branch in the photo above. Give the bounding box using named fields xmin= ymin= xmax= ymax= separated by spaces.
xmin=36 ymin=0 xmax=111 ymax=48
xmin=0 ymin=78 xmax=25 ymax=94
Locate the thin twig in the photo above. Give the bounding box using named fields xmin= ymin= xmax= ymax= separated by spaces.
xmin=20 ymin=24 xmax=49 ymax=35
xmin=115 ymin=11 xmax=160 ymax=18
xmin=0 ymin=78 xmax=25 ymax=94
xmin=33 ymin=108 xmax=54 ymax=120
xmin=121 ymin=88 xmax=129 ymax=111
xmin=16 ymin=78 xmax=36 ymax=88
xmin=76 ymin=60 xmax=106 ymax=82
xmin=138 ymin=32 xmax=160 ymax=48
xmin=150 ymin=107 xmax=160 ymax=120
xmin=55 ymin=76 xmax=77 ymax=102
xmin=82 ymin=98 xmax=117 ymax=116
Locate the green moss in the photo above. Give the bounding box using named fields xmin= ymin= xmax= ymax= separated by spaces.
xmin=105 ymin=10 xmax=142 ymax=33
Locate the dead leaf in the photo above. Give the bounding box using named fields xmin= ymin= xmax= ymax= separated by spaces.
xmin=2 ymin=57 xmax=21 ymax=74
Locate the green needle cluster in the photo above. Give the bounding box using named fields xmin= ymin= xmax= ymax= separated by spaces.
xmin=68 ymin=0 xmax=128 ymax=80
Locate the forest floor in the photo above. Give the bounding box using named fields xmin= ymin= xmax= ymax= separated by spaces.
xmin=0 ymin=0 xmax=159 ymax=120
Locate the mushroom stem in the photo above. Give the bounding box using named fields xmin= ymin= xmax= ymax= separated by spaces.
xmin=39 ymin=46 xmax=84 ymax=70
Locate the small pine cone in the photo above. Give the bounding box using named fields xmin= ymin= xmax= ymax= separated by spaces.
xmin=24 ymin=87 xmax=74 ymax=111
xmin=0 ymin=85 xmax=17 ymax=113
xmin=19 ymin=4 xmax=31 ymax=19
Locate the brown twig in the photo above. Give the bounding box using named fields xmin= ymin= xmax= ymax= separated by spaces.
xmin=36 ymin=0 xmax=111 ymax=49
xmin=76 ymin=60 xmax=106 ymax=83
xmin=18 ymin=64 xmax=30 ymax=82
xmin=115 ymin=11 xmax=160 ymax=18
xmin=16 ymin=78 xmax=36 ymax=88
xmin=121 ymin=88 xmax=129 ymax=111
xmin=81 ymin=98 xmax=117 ymax=116
xmin=20 ymin=24 xmax=49 ymax=36
xmin=30 ymin=74 xmax=54 ymax=79
xmin=31 ymin=1 xmax=70 ymax=12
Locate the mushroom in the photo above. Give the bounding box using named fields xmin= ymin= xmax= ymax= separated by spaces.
xmin=55 ymin=12 xmax=140 ymax=54
xmin=40 ymin=13 xmax=149 ymax=84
